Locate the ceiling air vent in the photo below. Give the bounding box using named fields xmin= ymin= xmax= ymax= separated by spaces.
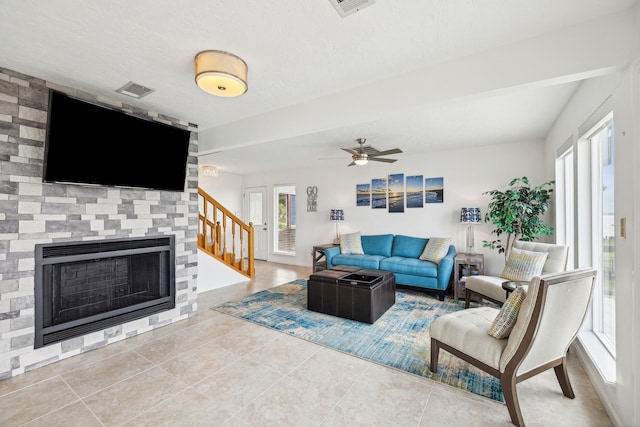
xmin=329 ymin=0 xmax=375 ymax=18
xmin=115 ymin=81 xmax=155 ymax=99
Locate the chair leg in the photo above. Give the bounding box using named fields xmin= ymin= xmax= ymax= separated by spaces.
xmin=430 ymin=338 xmax=439 ymax=373
xmin=553 ymin=358 xmax=575 ymax=398
xmin=501 ymin=374 xmax=525 ymax=427
xmin=465 ymin=290 xmax=472 ymax=308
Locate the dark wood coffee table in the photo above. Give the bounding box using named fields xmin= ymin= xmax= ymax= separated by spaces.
xmin=307 ymin=267 xmax=395 ymax=323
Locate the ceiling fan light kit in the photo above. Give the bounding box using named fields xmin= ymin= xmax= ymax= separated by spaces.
xmin=342 ymin=138 xmax=402 ymax=166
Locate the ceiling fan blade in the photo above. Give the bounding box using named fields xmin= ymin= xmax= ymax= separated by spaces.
xmin=369 ymin=148 xmax=403 ymax=157
xmin=341 ymin=148 xmax=358 ymax=155
xmin=369 ymin=157 xmax=397 ymax=163
xmin=347 ymin=161 xmax=356 ymax=166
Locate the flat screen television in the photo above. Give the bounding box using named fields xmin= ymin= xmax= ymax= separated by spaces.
xmin=44 ymin=90 xmax=191 ymax=191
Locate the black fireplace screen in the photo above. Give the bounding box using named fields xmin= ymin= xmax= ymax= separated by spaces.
xmin=35 ymin=236 xmax=175 ymax=348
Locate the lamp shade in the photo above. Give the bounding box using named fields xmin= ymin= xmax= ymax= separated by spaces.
xmin=330 ymin=209 xmax=344 ymax=221
xmin=460 ymin=207 xmax=481 ymax=223
xmin=195 ymin=50 xmax=248 ymax=97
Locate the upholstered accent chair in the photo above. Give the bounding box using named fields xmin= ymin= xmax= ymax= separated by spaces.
xmin=465 ymin=241 xmax=569 ymax=308
xmin=429 ymin=268 xmax=596 ymax=427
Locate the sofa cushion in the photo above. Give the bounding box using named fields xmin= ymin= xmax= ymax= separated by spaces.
xmin=340 ymin=232 xmax=364 ymax=255
xmin=391 ymin=235 xmax=428 ymax=259
xmin=361 ymin=234 xmax=394 ymax=257
xmin=501 ymin=247 xmax=548 ymax=281
xmin=331 ymin=254 xmax=385 ymax=270
xmin=380 ymin=257 xmax=438 ymax=277
xmin=419 ymin=237 xmax=452 ymax=264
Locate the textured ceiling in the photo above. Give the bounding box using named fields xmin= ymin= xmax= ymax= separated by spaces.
xmin=0 ymin=0 xmax=636 ymax=174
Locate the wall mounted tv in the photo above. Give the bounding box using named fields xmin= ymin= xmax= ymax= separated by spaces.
xmin=44 ymin=90 xmax=191 ymax=191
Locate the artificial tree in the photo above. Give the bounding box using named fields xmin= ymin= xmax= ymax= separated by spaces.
xmin=482 ymin=176 xmax=555 ymax=259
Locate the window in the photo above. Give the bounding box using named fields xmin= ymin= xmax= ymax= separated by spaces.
xmin=555 ymin=111 xmax=616 ymax=368
xmin=274 ymin=185 xmax=296 ymax=254
xmin=589 ymin=116 xmax=615 ymax=353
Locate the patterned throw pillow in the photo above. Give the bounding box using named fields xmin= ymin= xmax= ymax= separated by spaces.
xmin=500 ymin=247 xmax=548 ymax=281
xmin=488 ymin=286 xmax=527 ymax=339
xmin=419 ymin=237 xmax=452 ymax=264
xmin=340 ymin=232 xmax=364 ymax=255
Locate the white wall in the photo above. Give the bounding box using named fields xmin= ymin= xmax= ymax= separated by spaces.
xmin=199 ymin=169 xmax=244 ymax=218
xmin=544 ymin=68 xmax=639 ymax=426
xmin=224 ymin=139 xmax=548 ymax=276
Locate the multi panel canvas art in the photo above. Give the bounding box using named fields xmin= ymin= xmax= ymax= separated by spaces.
xmin=357 ymin=175 xmax=444 ymax=211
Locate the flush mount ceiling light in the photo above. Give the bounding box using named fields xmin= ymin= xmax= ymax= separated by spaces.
xmin=199 ymin=165 xmax=218 ymax=176
xmin=194 ymin=50 xmax=248 ymax=97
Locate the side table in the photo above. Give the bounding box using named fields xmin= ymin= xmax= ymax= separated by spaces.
xmin=312 ymin=243 xmax=339 ymax=272
xmin=453 ymin=253 xmax=484 ymax=300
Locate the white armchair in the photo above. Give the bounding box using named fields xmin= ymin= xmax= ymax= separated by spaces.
xmin=465 ymin=240 xmax=569 ymax=308
xmin=430 ymin=268 xmax=596 ymax=427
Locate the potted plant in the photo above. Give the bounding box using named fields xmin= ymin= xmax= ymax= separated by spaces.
xmin=482 ymin=176 xmax=555 ymax=259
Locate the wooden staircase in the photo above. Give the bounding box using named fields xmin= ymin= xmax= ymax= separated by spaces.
xmin=198 ymin=188 xmax=255 ymax=278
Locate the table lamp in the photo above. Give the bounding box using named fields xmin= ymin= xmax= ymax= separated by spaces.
xmin=460 ymin=207 xmax=481 ymax=253
xmin=330 ymin=209 xmax=344 ymax=244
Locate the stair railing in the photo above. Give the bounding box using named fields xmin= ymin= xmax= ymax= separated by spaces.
xmin=197 ymin=188 xmax=255 ymax=278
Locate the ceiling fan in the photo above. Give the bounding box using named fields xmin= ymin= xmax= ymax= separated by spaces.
xmin=342 ymin=138 xmax=403 ymax=166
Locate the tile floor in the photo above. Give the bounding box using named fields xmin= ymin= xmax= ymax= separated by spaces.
xmin=0 ymin=261 xmax=611 ymax=426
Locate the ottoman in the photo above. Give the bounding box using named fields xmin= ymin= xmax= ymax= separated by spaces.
xmin=307 ymin=268 xmax=395 ymax=323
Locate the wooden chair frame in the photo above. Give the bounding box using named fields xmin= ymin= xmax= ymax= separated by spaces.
xmin=430 ymin=269 xmax=596 ymax=426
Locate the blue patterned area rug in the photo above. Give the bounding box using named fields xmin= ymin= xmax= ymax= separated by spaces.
xmin=212 ymin=279 xmax=504 ymax=402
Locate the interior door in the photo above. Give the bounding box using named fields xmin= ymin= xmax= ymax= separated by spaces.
xmin=245 ymin=186 xmax=268 ymax=260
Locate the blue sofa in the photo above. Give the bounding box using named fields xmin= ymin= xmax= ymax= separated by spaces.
xmin=324 ymin=234 xmax=456 ymax=301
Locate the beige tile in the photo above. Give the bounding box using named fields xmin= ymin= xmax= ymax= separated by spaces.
xmin=159 ymin=338 xmax=239 ymax=385
xmin=419 ymin=384 xmax=511 ymax=426
xmin=288 ymin=347 xmax=371 ymax=396
xmin=329 ymin=363 xmax=433 ymax=426
xmin=0 ymin=365 xmax=57 ymax=398
xmin=246 ymin=332 xmax=320 ymax=375
xmin=239 ymin=375 xmax=343 ymax=427
xmin=50 ymin=340 xmax=130 ymax=376
xmin=0 ymin=376 xmax=78 ymax=426
xmin=82 ymin=366 xmax=187 ymax=426
xmin=194 ymin=357 xmax=283 ymax=417
xmin=132 ymin=327 xmax=208 ymax=364
xmin=215 ymin=321 xmax=282 ymax=356
xmin=23 ymin=401 xmax=103 ymax=427
xmin=124 ymin=388 xmax=230 ymax=426
xmin=61 ymin=350 xmax=154 ymax=397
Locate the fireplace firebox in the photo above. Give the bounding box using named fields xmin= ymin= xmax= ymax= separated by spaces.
xmin=34 ymin=236 xmax=175 ymax=348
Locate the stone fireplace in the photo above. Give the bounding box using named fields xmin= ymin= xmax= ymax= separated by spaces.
xmin=34 ymin=236 xmax=176 ymax=348
xmin=0 ymin=67 xmax=199 ymax=380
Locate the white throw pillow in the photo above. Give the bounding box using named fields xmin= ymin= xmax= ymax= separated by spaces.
xmin=340 ymin=232 xmax=364 ymax=255
xmin=500 ymin=247 xmax=548 ymax=281
xmin=419 ymin=237 xmax=452 ymax=264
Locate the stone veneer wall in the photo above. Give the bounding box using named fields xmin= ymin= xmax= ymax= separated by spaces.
xmin=0 ymin=67 xmax=199 ymax=379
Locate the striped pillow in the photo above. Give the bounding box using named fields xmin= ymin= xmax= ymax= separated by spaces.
xmin=488 ymin=286 xmax=527 ymax=339
xmin=500 ymin=247 xmax=548 ymax=281
xmin=419 ymin=237 xmax=452 ymax=264
xmin=340 ymin=232 xmax=364 ymax=255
